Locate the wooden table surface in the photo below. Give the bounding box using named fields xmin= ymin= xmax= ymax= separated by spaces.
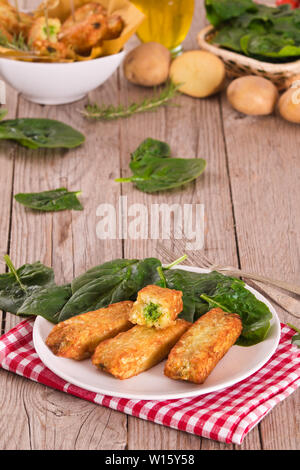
xmin=0 ymin=0 xmax=299 ymax=451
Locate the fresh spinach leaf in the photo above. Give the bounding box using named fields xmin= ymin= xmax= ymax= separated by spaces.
xmin=157 ymin=268 xmax=230 ymax=323
xmin=205 ymin=0 xmax=256 ymax=27
xmin=206 ymin=0 xmax=300 ymax=63
xmin=15 ymin=188 xmax=83 ymax=212
xmin=0 ymin=118 xmax=85 ymax=149
xmin=58 ymin=258 xmax=162 ymax=322
xmin=17 ymin=284 xmax=72 ymax=322
xmin=131 ymin=138 xmax=171 ymax=161
xmin=200 ymin=278 xmax=272 ymax=346
xmin=157 ymin=267 xmax=272 ymax=346
xmin=1 ymin=255 xmax=274 ymax=347
xmin=0 ymin=256 xmax=71 ymax=323
xmin=0 ymin=259 xmax=55 ymax=314
xmin=116 ymin=138 xmax=206 ymax=193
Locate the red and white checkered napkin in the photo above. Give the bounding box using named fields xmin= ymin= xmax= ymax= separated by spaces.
xmin=0 ymin=319 xmax=299 ymax=445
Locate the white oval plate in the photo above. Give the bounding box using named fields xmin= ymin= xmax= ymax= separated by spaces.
xmin=33 ymin=266 xmax=281 ymax=400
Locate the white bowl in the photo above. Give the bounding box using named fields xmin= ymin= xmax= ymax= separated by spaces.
xmin=0 ymin=50 xmax=125 ymax=105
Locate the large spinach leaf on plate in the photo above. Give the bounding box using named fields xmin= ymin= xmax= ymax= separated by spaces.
xmin=0 ymin=257 xmax=72 ymax=322
xmin=116 ymin=138 xmax=206 ymax=193
xmin=157 ymin=268 xmax=227 ymax=322
xmin=58 ymin=258 xmax=162 ymax=322
xmin=0 ymin=255 xmax=273 ymax=347
xmin=17 ymin=284 xmax=72 ymax=323
xmin=0 ymin=117 xmax=85 ymax=149
xmin=158 ymin=268 xmax=272 ymax=346
xmin=15 ymin=187 xmax=83 ymax=212
xmin=200 ymin=278 xmax=272 ymax=346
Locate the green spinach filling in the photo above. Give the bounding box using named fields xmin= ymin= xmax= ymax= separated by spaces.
xmin=143 ymin=302 xmax=162 ymax=322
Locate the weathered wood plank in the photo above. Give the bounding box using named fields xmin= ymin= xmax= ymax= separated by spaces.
xmin=221 ymin=94 xmax=300 ymax=450
xmin=0 ymin=0 xmax=298 ymax=451
xmin=0 ymin=86 xmax=19 ymax=300
xmin=0 ymin=76 xmax=127 ymax=449
xmin=120 ymin=3 xmax=243 ymax=450
xmin=42 ymin=79 xmax=128 ymax=451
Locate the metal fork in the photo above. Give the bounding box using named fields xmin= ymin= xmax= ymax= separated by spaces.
xmin=156 ymin=241 xmax=300 ymax=319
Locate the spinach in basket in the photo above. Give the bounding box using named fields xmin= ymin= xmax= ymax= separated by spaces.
xmin=115 ymin=138 xmax=206 ymax=193
xmin=205 ymin=0 xmax=300 ymax=63
xmin=0 ymin=110 xmax=85 ymax=149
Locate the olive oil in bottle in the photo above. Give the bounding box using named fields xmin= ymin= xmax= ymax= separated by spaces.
xmin=132 ymin=0 xmax=194 ymax=55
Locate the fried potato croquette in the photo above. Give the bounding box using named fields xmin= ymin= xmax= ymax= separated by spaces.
xmin=0 ymin=2 xmax=32 ymax=37
xmin=28 ymin=17 xmax=75 ymax=60
xmin=92 ymin=319 xmax=190 ymax=380
xmin=46 ymin=301 xmax=134 ymax=360
xmin=129 ymin=284 xmax=183 ymax=329
xmin=164 ymin=308 xmax=242 ymax=384
xmin=62 ymin=2 xmax=107 ymax=28
xmin=105 ymin=14 xmax=124 ymax=40
xmin=28 ymin=16 xmax=62 ymax=44
xmin=59 ymin=2 xmax=123 ymax=55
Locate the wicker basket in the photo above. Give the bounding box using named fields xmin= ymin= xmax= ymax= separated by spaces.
xmin=197 ymin=25 xmax=300 ymax=90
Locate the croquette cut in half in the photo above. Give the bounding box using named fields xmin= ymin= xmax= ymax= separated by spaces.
xmin=46 ymin=301 xmax=134 ymax=360
xmin=164 ymin=308 xmax=243 ymax=384
xmin=129 ymin=284 xmax=183 ymax=329
xmin=92 ymin=319 xmax=191 ymax=380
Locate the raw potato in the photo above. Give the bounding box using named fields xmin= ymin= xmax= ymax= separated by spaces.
xmin=169 ymin=50 xmax=226 ymax=98
xmin=278 ymin=87 xmax=300 ymax=124
xmin=227 ymin=76 xmax=278 ymax=116
xmin=123 ymin=42 xmax=171 ymax=87
xmin=284 ymin=74 xmax=300 ymax=90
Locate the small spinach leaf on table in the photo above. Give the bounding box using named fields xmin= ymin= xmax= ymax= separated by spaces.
xmin=0 ymin=118 xmax=85 ymax=149
xmin=116 ymin=138 xmax=206 ymax=193
xmin=131 ymin=137 xmax=171 ymax=161
xmin=15 ymin=187 xmax=83 ymax=212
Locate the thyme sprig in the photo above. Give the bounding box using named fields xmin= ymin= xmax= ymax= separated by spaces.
xmin=81 ymin=81 xmax=180 ymax=121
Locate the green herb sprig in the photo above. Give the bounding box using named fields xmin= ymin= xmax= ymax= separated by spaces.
xmin=81 ymin=81 xmax=180 ymax=121
xmin=0 ymin=31 xmax=31 ymax=52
